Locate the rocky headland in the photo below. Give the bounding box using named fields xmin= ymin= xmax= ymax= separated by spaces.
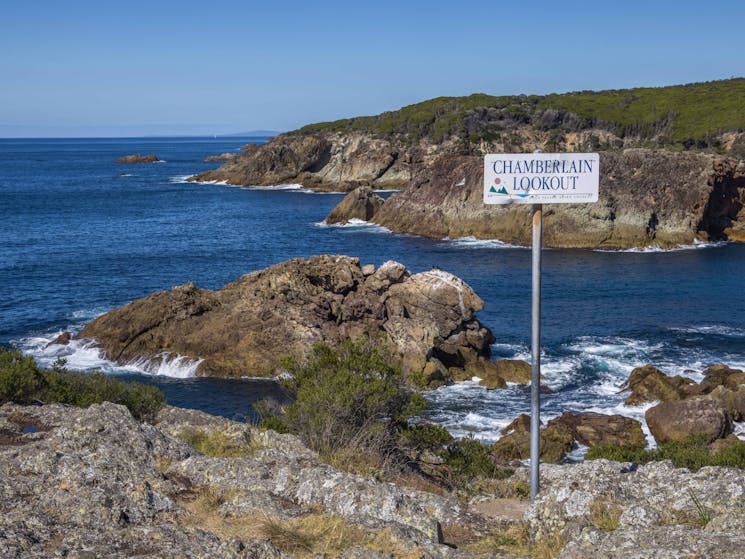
xmin=193 ymin=79 xmax=745 ymax=248
xmin=76 ymin=255 xmax=495 ymax=381
xmin=115 ymin=153 xmax=162 ymax=164
xmin=3 ymin=399 xmax=745 ymax=558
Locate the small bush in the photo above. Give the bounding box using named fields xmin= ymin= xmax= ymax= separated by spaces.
xmin=275 ymin=340 xmax=425 ymax=457
xmin=586 ymin=434 xmax=745 ymax=472
xmin=0 ymin=347 xmax=165 ymax=421
xmin=178 ymin=427 xmax=255 ymax=458
xmin=589 ymin=498 xmax=622 ymax=531
xmin=399 ymin=424 xmax=454 ymax=452
xmin=442 ymin=436 xmax=501 ymax=482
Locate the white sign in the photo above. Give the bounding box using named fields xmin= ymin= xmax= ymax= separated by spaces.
xmin=484 ymin=153 xmax=599 ymax=204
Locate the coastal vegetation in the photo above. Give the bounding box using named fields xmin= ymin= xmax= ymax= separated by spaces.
xmin=256 ymin=340 xmax=501 ymax=488
xmin=297 ymin=78 xmax=745 ymax=149
xmin=587 ymin=433 xmax=745 ymax=471
xmin=0 ymin=347 xmax=165 ymax=421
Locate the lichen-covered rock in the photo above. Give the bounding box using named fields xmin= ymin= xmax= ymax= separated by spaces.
xmin=645 ymin=398 xmax=733 ymax=444
xmin=325 ymin=186 xmax=385 ymax=224
xmin=0 ymin=402 xmax=479 ymax=558
xmin=528 ymin=460 xmax=745 ymax=559
xmin=78 ymin=256 xmax=495 ymax=379
xmin=469 ymin=359 xmax=531 ymax=389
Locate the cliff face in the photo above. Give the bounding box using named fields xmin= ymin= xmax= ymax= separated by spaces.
xmin=191 ymin=133 xmax=423 ymax=191
xmin=77 ymin=255 xmax=495 ymax=379
xmin=337 ymin=150 xmax=745 ymax=249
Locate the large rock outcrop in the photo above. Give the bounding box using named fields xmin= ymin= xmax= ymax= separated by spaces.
xmin=115 ymin=153 xmax=161 ymax=163
xmin=325 ymin=186 xmax=385 ymax=224
xmin=370 ymin=150 xmax=745 ymax=249
xmin=78 ymin=256 xmax=495 ymax=379
xmin=191 ymin=133 xmax=416 ymax=191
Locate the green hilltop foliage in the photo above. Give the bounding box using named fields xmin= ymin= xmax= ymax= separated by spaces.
xmin=297 ymin=78 xmax=745 ymax=146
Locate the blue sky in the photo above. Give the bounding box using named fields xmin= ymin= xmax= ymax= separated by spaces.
xmin=1 ymin=0 xmax=744 ymax=137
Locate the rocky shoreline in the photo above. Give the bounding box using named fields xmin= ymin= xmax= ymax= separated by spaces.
xmin=2 ymin=399 xmax=745 ymax=558
xmin=193 ymin=131 xmax=745 ymax=249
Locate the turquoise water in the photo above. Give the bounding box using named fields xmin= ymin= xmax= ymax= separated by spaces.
xmin=1 ymin=137 xmax=743 ymax=439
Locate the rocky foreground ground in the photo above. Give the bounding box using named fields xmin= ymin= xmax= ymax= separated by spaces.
xmin=2 ymin=401 xmax=745 ymax=559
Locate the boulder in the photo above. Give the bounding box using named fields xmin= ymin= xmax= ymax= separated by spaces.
xmin=706 ymin=385 xmax=745 ymax=421
xmin=492 ymin=415 xmax=574 ymax=463
xmin=645 ymin=398 xmax=733 ymax=444
xmin=325 ymin=186 xmax=385 ymax=224
xmin=701 ymin=364 xmax=745 ymax=392
xmin=115 ymin=153 xmax=161 ymax=163
xmin=78 ymin=256 xmax=495 ymax=379
xmin=623 ymin=364 xmax=696 ymax=405
xmin=47 ymin=331 xmax=72 ymax=347
xmin=549 ymin=412 xmax=646 ymax=450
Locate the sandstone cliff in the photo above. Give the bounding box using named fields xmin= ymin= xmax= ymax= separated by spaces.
xmin=328 ymin=150 xmax=745 ymax=249
xmin=78 ymin=255 xmax=495 ymax=379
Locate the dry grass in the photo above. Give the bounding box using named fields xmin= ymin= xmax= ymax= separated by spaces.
xmin=177 ymin=427 xmax=258 ymax=458
xmin=466 ymin=523 xmax=565 ymax=559
xmin=589 ymin=497 xmax=622 ymax=532
xmin=177 ymin=485 xmax=427 ymax=558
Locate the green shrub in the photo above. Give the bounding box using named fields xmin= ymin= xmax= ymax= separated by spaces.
xmin=0 ymin=347 xmax=165 ymax=421
xmin=178 ymin=427 xmax=254 ymax=458
xmin=586 ymin=434 xmax=745 ymax=472
xmin=442 ymin=436 xmax=501 ymax=482
xmin=399 ymin=423 xmax=453 ymax=452
xmin=275 ymin=339 xmax=426 ymax=456
xmin=259 ymin=416 xmax=290 ymax=434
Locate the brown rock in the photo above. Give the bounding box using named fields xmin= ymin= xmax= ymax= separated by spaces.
xmin=47 ymin=331 xmax=72 ymax=347
xmin=115 ymin=154 xmax=161 ymax=163
xmin=549 ymin=412 xmax=646 ymax=450
xmin=492 ymin=418 xmax=574 ymax=463
xmin=623 ymin=365 xmax=696 ymax=405
xmin=645 ymin=399 xmax=732 ymax=444
xmin=707 ymin=385 xmax=745 ymax=421
xmin=325 ymin=186 xmax=385 ymax=224
xmin=78 ymin=256 xmax=494 ymax=379
xmin=701 ymin=364 xmax=745 ymax=392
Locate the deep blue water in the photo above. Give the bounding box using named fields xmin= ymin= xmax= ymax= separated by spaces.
xmin=1 ymin=137 xmax=744 ymax=441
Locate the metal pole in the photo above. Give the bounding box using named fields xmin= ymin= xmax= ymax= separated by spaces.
xmin=530 ymin=203 xmax=542 ymax=503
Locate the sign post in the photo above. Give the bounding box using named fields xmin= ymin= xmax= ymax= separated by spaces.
xmin=483 ymin=152 xmax=599 ymax=503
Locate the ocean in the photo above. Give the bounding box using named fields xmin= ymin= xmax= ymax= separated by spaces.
xmin=1 ymin=137 xmax=744 ymax=449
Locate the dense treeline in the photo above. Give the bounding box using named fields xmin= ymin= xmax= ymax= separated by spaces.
xmin=297 ymin=78 xmax=745 ymax=148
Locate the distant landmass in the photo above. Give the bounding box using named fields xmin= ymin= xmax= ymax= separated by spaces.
xmin=218 ymin=130 xmax=281 ymax=137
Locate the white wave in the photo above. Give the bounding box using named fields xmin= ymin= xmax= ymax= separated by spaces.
xmin=439 ymin=236 xmax=526 ymax=249
xmin=734 ymin=422 xmax=745 ymax=441
xmin=372 ymin=189 xmax=401 ymax=193
xmin=315 ymin=219 xmax=392 ymax=233
xmin=595 ymin=239 xmax=728 ymax=253
xmin=15 ymin=321 xmax=200 ymax=379
xmin=169 ymin=175 xmax=193 ymax=184
xmin=124 ymin=353 xmax=202 ymax=379
xmin=669 ymin=324 xmax=745 ymax=338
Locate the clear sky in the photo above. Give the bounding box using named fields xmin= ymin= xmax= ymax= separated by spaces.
xmin=1 ymin=0 xmax=744 ymax=137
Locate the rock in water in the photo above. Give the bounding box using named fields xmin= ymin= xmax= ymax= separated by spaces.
xmin=78 ymin=255 xmax=495 ymax=378
xmin=325 ymin=186 xmax=385 ymax=224
xmin=115 ymin=153 xmax=161 ymax=163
